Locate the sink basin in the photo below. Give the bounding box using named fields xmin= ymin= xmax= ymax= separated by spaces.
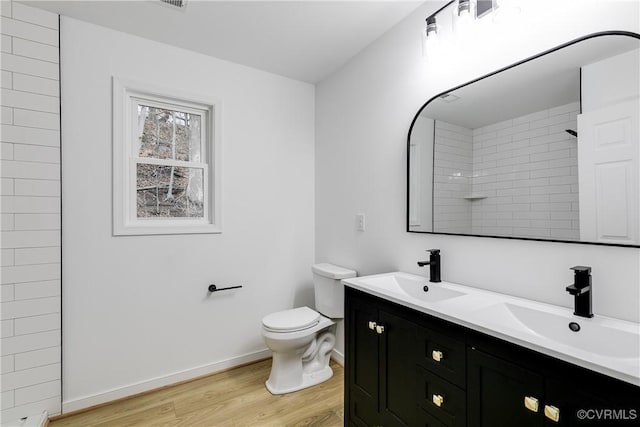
xmin=343 ymin=271 xmax=640 ymax=384
xmin=353 ymin=272 xmax=466 ymax=303
xmin=474 ymin=302 xmax=640 ymax=359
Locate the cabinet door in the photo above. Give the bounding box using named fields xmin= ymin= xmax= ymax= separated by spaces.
xmin=379 ymin=310 xmax=417 ymax=427
xmin=544 ymin=378 xmax=640 ymax=427
xmin=417 ymin=408 xmax=449 ymax=427
xmin=544 ymin=379 xmax=604 ymax=427
xmin=347 ymin=295 xmax=380 ymax=427
xmin=468 ymin=347 xmax=545 ymax=427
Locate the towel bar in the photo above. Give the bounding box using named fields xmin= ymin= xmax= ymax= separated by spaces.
xmin=208 ymin=284 xmax=243 ymax=293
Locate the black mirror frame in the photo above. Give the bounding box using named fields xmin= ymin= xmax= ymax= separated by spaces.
xmin=407 ymin=30 xmax=640 ymax=248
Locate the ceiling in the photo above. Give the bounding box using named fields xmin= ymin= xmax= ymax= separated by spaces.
xmin=419 ymin=34 xmax=640 ymax=129
xmin=23 ymin=0 xmax=435 ymax=83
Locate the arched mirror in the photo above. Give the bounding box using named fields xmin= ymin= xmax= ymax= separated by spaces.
xmin=408 ymin=31 xmax=640 ymax=247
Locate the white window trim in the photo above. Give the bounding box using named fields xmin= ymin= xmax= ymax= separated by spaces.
xmin=112 ymin=77 xmax=222 ymax=236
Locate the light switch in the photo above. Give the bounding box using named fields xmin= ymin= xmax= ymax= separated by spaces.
xmin=356 ymin=214 xmax=365 ymax=231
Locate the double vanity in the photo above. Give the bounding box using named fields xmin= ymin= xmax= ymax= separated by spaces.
xmin=340 ymin=29 xmax=640 ymax=427
xmin=369 ymin=29 xmax=640 ymax=427
xmin=342 ymin=271 xmax=640 ymax=427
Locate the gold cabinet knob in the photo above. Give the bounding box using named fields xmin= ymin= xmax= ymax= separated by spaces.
xmin=432 ymin=350 xmax=443 ymax=362
xmin=524 ymin=396 xmax=539 ymax=412
xmin=432 ymin=394 xmax=444 ymax=407
xmin=376 ymin=325 xmax=385 ymax=334
xmin=368 ymin=321 xmax=377 ymax=330
xmin=544 ymin=405 xmax=560 ymax=422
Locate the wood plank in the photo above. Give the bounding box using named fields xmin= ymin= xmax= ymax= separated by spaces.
xmin=50 ymin=359 xmax=344 ymax=426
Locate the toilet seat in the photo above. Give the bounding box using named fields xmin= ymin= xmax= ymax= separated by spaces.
xmin=262 ymin=307 xmax=320 ymax=333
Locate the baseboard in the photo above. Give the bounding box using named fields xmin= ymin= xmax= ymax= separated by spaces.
xmin=331 ymin=348 xmax=344 ymax=366
xmin=61 ymin=349 xmax=271 ymax=414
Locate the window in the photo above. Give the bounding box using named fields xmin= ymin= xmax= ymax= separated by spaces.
xmin=113 ymin=78 xmax=221 ymax=235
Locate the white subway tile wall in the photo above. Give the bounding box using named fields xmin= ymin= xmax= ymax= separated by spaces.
xmin=471 ymin=102 xmax=580 ymax=240
xmin=433 ymin=102 xmax=580 ymax=240
xmin=0 ymin=1 xmax=61 ymax=423
xmin=433 ymin=121 xmax=473 ymax=233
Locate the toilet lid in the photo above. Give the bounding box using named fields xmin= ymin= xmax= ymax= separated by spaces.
xmin=262 ymin=307 xmax=320 ymax=332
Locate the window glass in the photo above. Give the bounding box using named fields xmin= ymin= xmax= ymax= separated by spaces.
xmin=137 ymin=105 xmax=202 ymax=162
xmin=136 ymin=164 xmax=204 ymax=218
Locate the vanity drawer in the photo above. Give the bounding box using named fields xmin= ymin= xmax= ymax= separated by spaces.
xmin=416 ymin=407 xmax=449 ymax=427
xmin=417 ymin=367 xmax=466 ymax=427
xmin=416 ymin=325 xmax=466 ymax=388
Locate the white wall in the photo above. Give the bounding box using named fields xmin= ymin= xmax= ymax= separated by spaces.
xmin=316 ymin=0 xmax=640 ymax=355
xmin=1 ymin=1 xmax=61 ymax=423
xmin=61 ymin=17 xmax=315 ymax=411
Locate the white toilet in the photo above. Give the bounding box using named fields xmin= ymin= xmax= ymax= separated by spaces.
xmin=261 ymin=263 xmax=356 ymax=394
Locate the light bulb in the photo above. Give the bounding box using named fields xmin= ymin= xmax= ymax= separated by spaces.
xmin=426 ymin=15 xmax=437 ymax=38
xmin=454 ymin=0 xmax=474 ymax=39
xmin=458 ymin=0 xmax=472 ymax=16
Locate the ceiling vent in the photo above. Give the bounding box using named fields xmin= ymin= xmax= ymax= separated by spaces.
xmin=159 ymin=0 xmax=188 ymax=11
xmin=438 ymin=93 xmax=460 ymax=103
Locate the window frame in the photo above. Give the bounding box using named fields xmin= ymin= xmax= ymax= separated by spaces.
xmin=112 ymin=77 xmax=222 ymax=236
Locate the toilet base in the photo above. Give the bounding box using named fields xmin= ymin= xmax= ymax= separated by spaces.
xmin=265 ymin=365 xmax=333 ymax=395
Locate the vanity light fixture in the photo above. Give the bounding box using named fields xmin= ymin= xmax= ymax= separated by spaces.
xmin=425 ymin=0 xmax=498 ymax=37
xmin=458 ymin=0 xmax=471 ymax=16
xmin=425 ymin=1 xmax=450 ymax=40
xmin=426 ymin=15 xmax=438 ymax=37
xmin=425 ymin=1 xmax=487 ymax=40
xmin=454 ymin=0 xmax=474 ymax=35
xmin=423 ymin=9 xmax=442 ymax=56
xmin=424 ymin=0 xmax=498 ymax=55
xmin=476 ymin=0 xmax=494 ymax=17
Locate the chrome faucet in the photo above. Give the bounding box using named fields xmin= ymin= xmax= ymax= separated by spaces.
xmin=565 ymin=266 xmax=593 ymax=318
xmin=417 ymin=249 xmax=441 ymax=283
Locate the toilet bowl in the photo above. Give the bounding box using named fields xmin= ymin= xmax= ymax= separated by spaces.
xmin=262 ymin=307 xmax=335 ymax=394
xmin=261 ymin=263 xmax=356 ymax=394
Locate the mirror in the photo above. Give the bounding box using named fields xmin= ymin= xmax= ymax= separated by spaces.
xmin=408 ymin=32 xmax=640 ymax=247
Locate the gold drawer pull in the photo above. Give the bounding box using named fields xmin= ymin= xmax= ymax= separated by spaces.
xmin=368 ymin=321 xmax=377 ymax=330
xmin=432 ymin=350 xmax=443 ymax=362
xmin=524 ymin=396 xmax=539 ymax=412
xmin=544 ymin=405 xmax=560 ymax=422
xmin=432 ymin=394 xmax=444 ymax=407
xmin=376 ymin=325 xmax=385 ymax=334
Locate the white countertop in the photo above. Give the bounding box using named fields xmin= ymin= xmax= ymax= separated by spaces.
xmin=343 ymin=271 xmax=640 ymax=386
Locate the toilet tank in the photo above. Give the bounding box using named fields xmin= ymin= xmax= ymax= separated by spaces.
xmin=312 ymin=263 xmax=356 ymax=318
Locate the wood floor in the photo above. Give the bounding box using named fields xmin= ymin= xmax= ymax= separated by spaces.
xmin=50 ymin=359 xmax=344 ymax=427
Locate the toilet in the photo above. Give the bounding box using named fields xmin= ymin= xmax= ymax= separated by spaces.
xmin=261 ymin=263 xmax=356 ymax=394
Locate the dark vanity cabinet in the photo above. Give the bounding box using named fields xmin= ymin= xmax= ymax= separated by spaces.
xmin=346 ymin=288 xmax=417 ymax=427
xmin=467 ymin=347 xmax=544 ymax=427
xmin=466 ymin=332 xmax=640 ymax=427
xmin=414 ymin=313 xmax=467 ymax=427
xmin=345 ymin=288 xmax=640 ymax=427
